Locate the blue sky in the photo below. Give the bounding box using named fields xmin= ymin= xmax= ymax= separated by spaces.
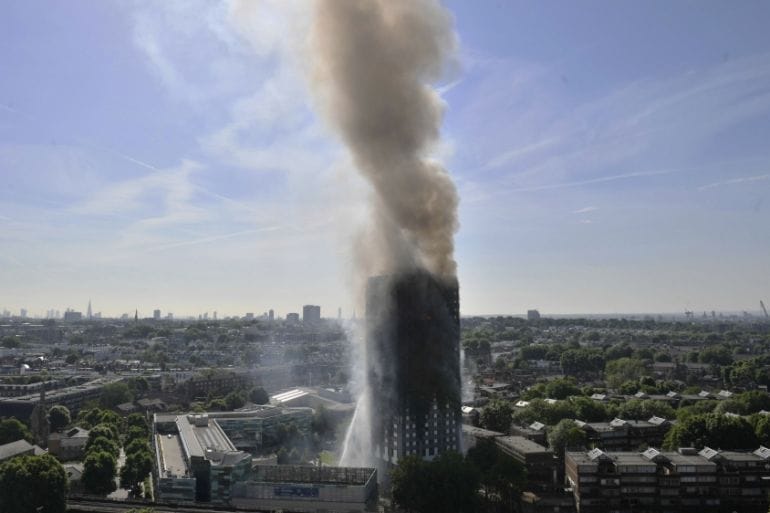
xmin=1 ymin=0 xmax=769 ymax=318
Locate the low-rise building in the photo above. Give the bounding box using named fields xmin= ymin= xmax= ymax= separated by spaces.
xmin=0 ymin=439 xmax=44 ymax=462
xmin=577 ymin=417 xmax=671 ymax=451
xmin=48 ymin=427 xmax=89 ymax=460
xmin=154 ymin=413 xmax=251 ymax=504
xmin=565 ymin=446 xmax=770 ymax=513
xmin=495 ymin=435 xmax=557 ymax=487
xmin=231 ymin=465 xmax=378 ymax=513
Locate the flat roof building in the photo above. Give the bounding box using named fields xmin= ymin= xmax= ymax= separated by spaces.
xmin=566 ymin=446 xmax=770 ymax=513
xmin=153 ymin=410 xmax=377 ymax=511
xmin=231 ymin=465 xmax=377 ymax=513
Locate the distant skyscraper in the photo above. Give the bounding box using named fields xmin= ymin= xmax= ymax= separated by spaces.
xmin=87 ymin=300 xmax=92 ymax=320
xmin=268 ymin=309 xmax=274 ymax=322
xmin=338 ymin=307 xmax=342 ymax=320
xmin=63 ymin=310 xmax=82 ymax=321
xmin=213 ymin=311 xmax=217 ymax=321
xmin=303 ymin=305 xmax=321 ymax=324
xmin=153 ymin=309 xmax=161 ymax=320
xmin=527 ymin=309 xmax=541 ymax=320
xmin=245 ymin=312 xmax=254 ymax=320
xmin=20 ymin=308 xmax=27 ymax=318
xmin=286 ymin=312 xmax=300 ymax=323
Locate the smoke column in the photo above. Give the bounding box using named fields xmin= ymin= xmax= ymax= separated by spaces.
xmin=307 ymin=0 xmax=461 ymax=468
xmin=310 ymin=0 xmax=459 ymax=280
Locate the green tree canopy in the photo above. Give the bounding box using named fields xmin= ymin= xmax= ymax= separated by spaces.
xmin=225 ymin=390 xmax=246 ymax=410
xmin=0 ymin=453 xmax=68 ymax=513
xmin=0 ymin=417 xmax=33 ymax=445
xmin=466 ymin=439 xmax=527 ymax=507
xmin=391 ymin=452 xmax=480 ymax=513
xmin=82 ymin=451 xmax=118 ymax=495
xmin=480 ymin=399 xmax=513 ymax=433
xmin=126 ymin=413 xmax=148 ymax=431
xmin=119 ymin=449 xmax=153 ymax=491
xmin=663 ymin=413 xmax=759 ymax=450
xmin=548 ymin=419 xmax=588 ymax=458
xmin=616 ymin=399 xmax=675 ymax=420
xmin=604 ymin=357 xmax=649 ymax=389
xmin=544 ymin=378 xmax=581 ymax=400
xmin=249 ymin=387 xmax=270 ymax=405
xmin=91 ymin=421 xmax=120 ymax=440
xmin=85 ymin=436 xmax=120 ymax=460
xmin=99 ymin=381 xmax=133 ymax=409
xmin=1 ymin=336 xmax=20 ymax=348
xmin=48 ymin=405 xmax=71 ymax=432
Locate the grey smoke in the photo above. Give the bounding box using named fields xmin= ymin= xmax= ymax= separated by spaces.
xmin=310 ymin=0 xmax=459 ymax=279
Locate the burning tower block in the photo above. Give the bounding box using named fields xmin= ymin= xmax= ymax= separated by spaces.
xmin=366 ymin=270 xmax=461 ymax=465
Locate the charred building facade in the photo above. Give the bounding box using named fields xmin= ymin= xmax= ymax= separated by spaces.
xmin=366 ymin=270 xmax=461 ymax=465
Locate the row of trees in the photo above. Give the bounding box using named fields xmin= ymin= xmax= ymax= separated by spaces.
xmin=77 ymin=408 xmax=151 ymax=496
xmin=663 ymin=412 xmax=770 ymax=450
xmin=391 ymin=443 xmax=526 ymax=513
xmin=81 ymin=409 xmax=122 ymax=495
xmin=120 ymin=414 xmax=153 ymax=495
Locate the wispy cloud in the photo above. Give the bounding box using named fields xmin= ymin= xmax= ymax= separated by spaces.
xmin=572 ymin=206 xmax=598 ymax=214
xmin=495 ymin=168 xmax=676 ymax=196
xmin=698 ymin=173 xmax=770 ymax=190
xmin=478 ymin=137 xmax=560 ymax=172
xmin=457 ymin=52 xmax=770 ymax=201
xmin=145 ymin=226 xmax=281 ymax=253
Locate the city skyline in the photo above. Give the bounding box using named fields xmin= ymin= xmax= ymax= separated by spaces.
xmin=2 ymin=1 xmax=770 ymax=316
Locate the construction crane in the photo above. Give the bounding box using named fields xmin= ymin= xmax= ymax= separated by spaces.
xmin=761 ymin=300 xmax=769 ymax=319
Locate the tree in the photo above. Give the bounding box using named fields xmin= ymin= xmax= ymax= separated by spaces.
xmin=125 ymin=438 xmax=150 ymax=455
xmin=126 ymin=425 xmax=149 ymax=443
xmin=663 ymin=413 xmax=758 ymax=450
xmin=560 ymin=348 xmax=604 ymax=376
xmin=85 ymin=436 xmax=120 ymax=460
xmin=616 ymin=399 xmax=675 ymax=420
xmin=65 ymin=354 xmax=79 ymax=365
xmin=547 ymin=419 xmax=587 ymax=458
xmin=391 ymin=455 xmax=428 ymax=512
xmin=128 ymin=377 xmax=149 ymax=399
xmin=0 ymin=453 xmax=68 ymax=513
xmin=225 ymin=390 xmax=246 ymax=410
xmin=82 ymin=451 xmax=118 ymax=495
xmin=544 ymin=378 xmax=581 ymax=400
xmin=391 ymin=452 xmax=480 ymax=513
xmin=480 ymin=399 xmax=513 ymax=433
xmin=466 ymin=439 xmax=526 ymax=508
xmin=1 ymin=336 xmax=20 ymax=348
xmin=429 ymin=452 xmax=481 ymax=513
xmin=88 ymin=423 xmax=120 ymax=444
xmin=48 ymin=405 xmax=71 ymax=432
xmin=126 ymin=413 xmax=148 ymax=431
xmin=0 ymin=417 xmax=33 ymax=445
xmin=249 ymin=387 xmax=270 ymax=405
xmin=605 ymin=358 xmax=649 ymax=389
xmin=99 ymin=382 xmax=133 ymax=409
xmin=311 ymin=406 xmax=335 ymax=439
xmin=119 ymin=450 xmax=153 ymax=490
xmin=76 ymin=407 xmax=106 ymax=430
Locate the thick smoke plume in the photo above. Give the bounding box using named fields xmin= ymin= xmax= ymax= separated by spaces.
xmin=310 ymin=0 xmax=459 ymax=279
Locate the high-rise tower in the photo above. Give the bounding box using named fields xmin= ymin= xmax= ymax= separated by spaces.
xmin=365 ymin=270 xmax=461 ymax=465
